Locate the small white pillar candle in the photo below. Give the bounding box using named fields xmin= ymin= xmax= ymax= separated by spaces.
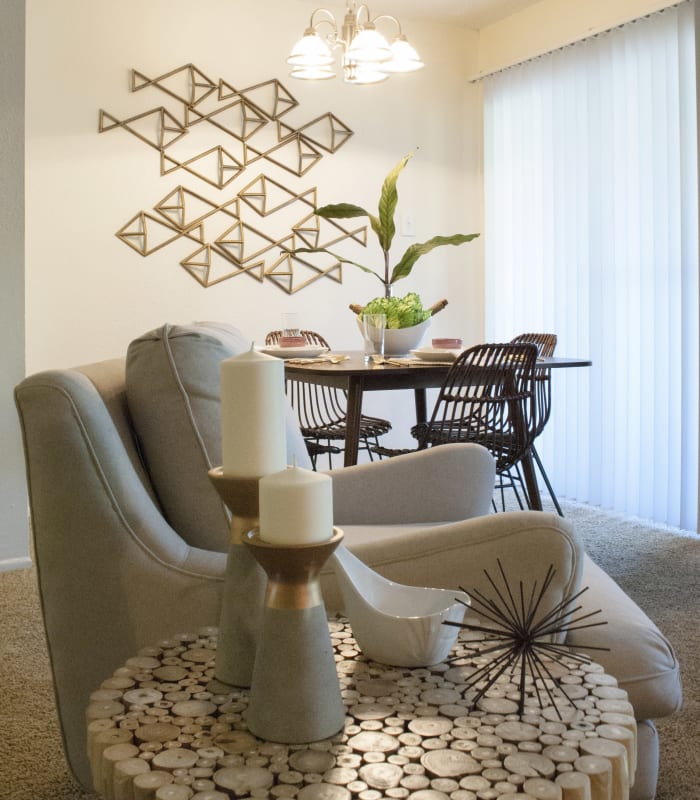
xmin=221 ymin=346 xmax=287 ymax=478
xmin=259 ymin=465 xmax=333 ymax=545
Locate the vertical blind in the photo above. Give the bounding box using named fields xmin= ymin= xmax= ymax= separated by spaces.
xmin=483 ymin=2 xmax=698 ymax=530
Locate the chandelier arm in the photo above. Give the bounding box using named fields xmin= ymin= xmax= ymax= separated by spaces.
xmin=310 ymin=8 xmax=341 ymax=46
xmin=354 ymin=4 xmax=372 ymax=26
xmin=310 ymin=8 xmax=338 ymax=28
xmin=372 ymin=13 xmax=403 ymax=35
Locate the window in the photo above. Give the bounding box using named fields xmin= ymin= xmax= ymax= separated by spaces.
xmin=483 ymin=2 xmax=698 ymax=529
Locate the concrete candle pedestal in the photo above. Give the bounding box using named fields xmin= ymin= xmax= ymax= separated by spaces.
xmin=243 ymin=528 xmax=345 ymax=743
xmin=208 ymin=468 xmax=265 ymax=688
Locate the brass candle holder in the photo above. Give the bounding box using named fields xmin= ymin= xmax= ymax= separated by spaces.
xmin=243 ymin=528 xmax=346 ymax=743
xmin=208 ymin=467 xmax=265 ymax=688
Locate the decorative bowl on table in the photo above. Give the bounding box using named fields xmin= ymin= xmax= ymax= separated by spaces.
xmin=432 ymin=337 xmax=463 ymax=350
xmin=331 ymin=543 xmax=469 ymax=667
xmin=357 ymin=317 xmax=431 ymax=356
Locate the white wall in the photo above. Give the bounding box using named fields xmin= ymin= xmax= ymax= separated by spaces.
xmin=13 ymin=1 xmax=482 ymax=561
xmin=0 ymin=0 xmax=28 ymax=568
xmin=25 ymin=0 xmax=482 ymax=374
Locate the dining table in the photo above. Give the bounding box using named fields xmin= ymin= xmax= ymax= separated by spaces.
xmin=284 ymin=351 xmax=592 ymax=509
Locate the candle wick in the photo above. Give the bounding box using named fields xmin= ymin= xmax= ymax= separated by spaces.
xmin=250 ymin=341 xmax=255 ymax=352
xmin=292 ymin=455 xmax=297 ymax=468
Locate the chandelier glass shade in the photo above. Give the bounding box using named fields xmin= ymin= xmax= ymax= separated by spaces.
xmin=287 ymin=2 xmax=424 ymax=85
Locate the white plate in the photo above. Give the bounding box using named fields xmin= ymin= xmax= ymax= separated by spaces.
xmin=410 ymin=347 xmax=462 ymax=362
xmin=260 ymin=345 xmax=329 ymax=359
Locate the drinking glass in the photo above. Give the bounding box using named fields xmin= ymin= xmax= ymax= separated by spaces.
xmin=362 ymin=313 xmax=386 ymax=363
xmin=281 ymin=312 xmax=301 ymax=337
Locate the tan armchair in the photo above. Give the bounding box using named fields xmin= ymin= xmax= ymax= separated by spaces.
xmin=15 ymin=323 xmax=680 ymax=799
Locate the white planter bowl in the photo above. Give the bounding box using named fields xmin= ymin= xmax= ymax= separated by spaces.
xmin=358 ymin=317 xmax=431 ymax=356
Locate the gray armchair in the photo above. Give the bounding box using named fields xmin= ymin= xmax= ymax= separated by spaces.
xmin=15 ymin=323 xmax=680 ymax=799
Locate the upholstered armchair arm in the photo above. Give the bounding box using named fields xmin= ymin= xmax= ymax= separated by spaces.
xmin=321 ymin=510 xmax=584 ymax=619
xmin=15 ymin=364 xmax=226 ymax=790
xmin=568 ymin=556 xmax=682 ymax=721
xmin=327 ymin=443 xmax=496 ymax=525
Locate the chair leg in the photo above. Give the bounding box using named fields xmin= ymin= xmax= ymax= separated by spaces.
xmin=492 ymin=469 xmax=527 ymax=512
xmin=308 ymin=440 xmax=318 ymax=471
xmin=509 ymin=466 xmax=528 ymax=510
xmin=531 ymin=445 xmax=564 ymax=516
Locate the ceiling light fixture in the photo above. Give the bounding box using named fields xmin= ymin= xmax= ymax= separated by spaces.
xmin=287 ymin=2 xmax=424 ymax=86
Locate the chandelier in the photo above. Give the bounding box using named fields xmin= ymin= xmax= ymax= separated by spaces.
xmin=287 ymin=2 xmax=424 ymax=86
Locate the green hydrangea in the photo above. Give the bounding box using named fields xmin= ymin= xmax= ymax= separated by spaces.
xmin=361 ymin=292 xmax=431 ymax=329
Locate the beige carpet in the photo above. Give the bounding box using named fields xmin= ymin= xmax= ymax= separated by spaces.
xmin=1 ymin=500 xmax=698 ymax=799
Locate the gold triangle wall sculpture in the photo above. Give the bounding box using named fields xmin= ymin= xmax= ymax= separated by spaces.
xmin=131 ymin=64 xmax=218 ymax=108
xmin=261 ymin=133 xmax=324 ymax=177
xmin=185 ymin=98 xmax=269 ymax=142
xmin=214 ymin=223 xmax=294 ymax=266
xmin=236 ymin=78 xmax=299 ymax=120
xmin=181 ymin=244 xmax=266 ymax=288
xmin=265 ymin=251 xmax=344 ymax=295
xmin=237 ymin=175 xmax=317 ymax=217
xmin=116 ymin=212 xmax=205 ymax=256
xmin=292 ymin=211 xmax=368 ymax=250
xmin=99 ymin=108 xmax=188 ymax=151
xmin=160 ymin=146 xmax=245 ymax=189
xmin=276 ymin=113 xmax=354 ymax=154
xmin=153 ymin=186 xmax=240 ymax=232
xmin=101 ymin=64 xmax=358 ymax=292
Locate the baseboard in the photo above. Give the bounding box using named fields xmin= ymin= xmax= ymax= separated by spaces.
xmin=0 ymin=556 xmax=33 ymax=572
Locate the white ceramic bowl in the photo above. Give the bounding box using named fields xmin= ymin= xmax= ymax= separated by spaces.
xmin=357 ymin=317 xmax=431 ymax=356
xmin=331 ymin=544 xmax=469 ymax=667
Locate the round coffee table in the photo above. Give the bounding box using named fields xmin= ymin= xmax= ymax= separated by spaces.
xmin=86 ymin=620 xmax=635 ymax=800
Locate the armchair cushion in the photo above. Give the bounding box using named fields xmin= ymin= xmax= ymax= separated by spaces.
xmin=328 ymin=443 xmax=496 ymax=525
xmin=569 ymin=556 xmax=682 ymax=720
xmin=125 ymin=321 xmax=311 ymax=551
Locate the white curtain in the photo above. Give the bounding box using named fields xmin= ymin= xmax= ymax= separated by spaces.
xmin=483 ymin=2 xmax=698 ymax=530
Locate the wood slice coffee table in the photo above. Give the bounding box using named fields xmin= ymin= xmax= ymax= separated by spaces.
xmin=86 ymin=620 xmax=635 ymax=800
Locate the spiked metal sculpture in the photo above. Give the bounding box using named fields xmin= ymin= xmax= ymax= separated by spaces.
xmin=444 ymin=560 xmax=609 ymax=718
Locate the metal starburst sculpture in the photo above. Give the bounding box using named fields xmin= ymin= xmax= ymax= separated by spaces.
xmin=444 ymin=559 xmax=609 ymax=718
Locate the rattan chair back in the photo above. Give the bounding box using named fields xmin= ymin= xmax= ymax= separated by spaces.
xmin=266 ymin=329 xmax=330 ymax=349
xmin=511 ymin=332 xmax=557 ymax=437
xmin=508 ymin=332 xmax=562 ymax=514
xmin=265 ymin=329 xmax=391 ymax=467
xmin=413 ymin=342 xmax=538 ymax=474
xmin=511 ymin=332 xmax=557 ymax=358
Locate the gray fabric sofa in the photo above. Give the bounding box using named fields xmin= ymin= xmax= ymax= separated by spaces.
xmin=14 ymin=322 xmax=681 ymax=798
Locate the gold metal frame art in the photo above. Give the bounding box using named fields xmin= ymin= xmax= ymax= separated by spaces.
xmin=100 ymin=63 xmax=359 ymax=292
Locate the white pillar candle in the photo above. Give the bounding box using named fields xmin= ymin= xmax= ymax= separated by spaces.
xmin=259 ymin=465 xmax=333 ymax=545
xmin=220 ymin=346 xmax=287 ymax=478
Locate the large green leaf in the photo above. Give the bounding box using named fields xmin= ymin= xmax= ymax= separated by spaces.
xmin=315 ymin=203 xmax=381 ymax=246
xmin=315 ymin=203 xmax=370 ymax=219
xmin=377 ymin=154 xmax=412 ymax=253
xmin=389 ymin=233 xmax=480 ymax=284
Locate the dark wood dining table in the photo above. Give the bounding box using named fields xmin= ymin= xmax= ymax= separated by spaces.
xmin=284 ymin=352 xmax=592 ymax=509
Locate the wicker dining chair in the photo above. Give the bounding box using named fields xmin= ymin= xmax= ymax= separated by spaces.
xmin=265 ymin=329 xmax=392 ymax=469
xmin=508 ymin=332 xmax=562 ymax=515
xmin=411 ymin=341 xmax=537 ymax=460
xmin=401 ymin=342 xmax=539 ymax=507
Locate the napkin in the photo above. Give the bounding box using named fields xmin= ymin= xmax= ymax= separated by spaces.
xmin=287 ymin=354 xmax=349 ymax=365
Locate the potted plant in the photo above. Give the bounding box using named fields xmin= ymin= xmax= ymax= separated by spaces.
xmin=290 ymin=152 xmax=479 ymax=353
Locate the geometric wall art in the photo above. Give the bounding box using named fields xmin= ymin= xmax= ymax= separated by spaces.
xmin=99 ymin=63 xmax=363 ymax=292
